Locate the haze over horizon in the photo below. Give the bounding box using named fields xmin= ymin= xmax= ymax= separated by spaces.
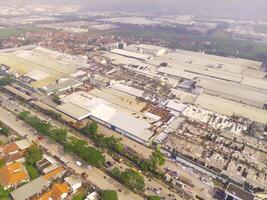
xmin=1 ymin=0 xmax=267 ymax=20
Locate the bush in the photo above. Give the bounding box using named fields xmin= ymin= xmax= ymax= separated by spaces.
xmin=148 ymin=196 xmax=161 ymax=200
xmin=0 ymin=76 xmax=11 ymax=86
xmin=25 ymin=164 xmax=40 ymax=180
xmin=52 ymin=95 xmax=61 ymax=105
xmin=25 ymin=145 xmax=42 ymax=165
xmin=100 ymin=190 xmax=118 ymax=200
xmin=0 ymin=121 xmax=10 ymax=136
xmin=0 ymin=186 xmax=9 ymax=200
xmin=64 ymin=137 xmax=105 ymax=167
xmin=111 ymin=167 xmax=145 ymax=191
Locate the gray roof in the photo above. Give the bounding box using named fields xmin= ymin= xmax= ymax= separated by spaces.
xmin=56 ymin=102 xmax=90 ymax=121
xmin=11 ymin=176 xmax=50 ymax=200
xmin=41 ymin=79 xmax=82 ymax=94
xmin=226 ymin=183 xmax=254 ymax=200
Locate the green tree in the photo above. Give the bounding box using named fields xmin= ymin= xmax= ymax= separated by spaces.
xmin=148 ymin=196 xmax=161 ymax=200
xmin=0 ymin=186 xmax=10 ymax=200
xmin=46 ymin=110 xmax=62 ymax=120
xmin=72 ymin=192 xmax=86 ymax=200
xmin=25 ymin=164 xmax=40 ymax=180
xmin=0 ymin=76 xmax=12 ymax=86
xmin=50 ymin=128 xmax=67 ymax=143
xmin=111 ymin=167 xmax=121 ymax=179
xmin=82 ymin=122 xmax=98 ymax=136
xmin=52 ymin=95 xmax=61 ymax=105
xmin=100 ymin=190 xmax=118 ymax=200
xmin=0 ymin=159 xmax=4 ymax=168
xmin=64 ymin=137 xmax=105 ymax=167
xmin=0 ymin=121 xmax=10 ymax=136
xmin=121 ymin=169 xmax=145 ymax=191
xmin=25 ymin=145 xmax=43 ymax=165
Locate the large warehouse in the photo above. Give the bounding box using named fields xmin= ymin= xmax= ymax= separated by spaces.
xmin=56 ymin=91 xmax=154 ymax=144
xmin=0 ymin=45 xmax=87 ymax=90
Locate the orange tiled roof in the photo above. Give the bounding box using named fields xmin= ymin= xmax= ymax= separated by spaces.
xmin=43 ymin=167 xmax=65 ymax=180
xmin=36 ymin=182 xmax=69 ymax=200
xmin=0 ymin=162 xmax=28 ymax=187
xmin=0 ymin=143 xmax=19 ymax=155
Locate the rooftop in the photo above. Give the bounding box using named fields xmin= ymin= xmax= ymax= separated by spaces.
xmin=36 ymin=182 xmax=69 ymax=200
xmin=11 ymin=176 xmax=50 ymax=200
xmin=0 ymin=162 xmax=29 ymax=187
xmin=226 ymin=183 xmax=254 ymax=200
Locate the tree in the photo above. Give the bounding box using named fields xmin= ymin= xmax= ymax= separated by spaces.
xmin=52 ymin=95 xmax=61 ymax=105
xmin=111 ymin=167 xmax=121 ymax=179
xmin=64 ymin=137 xmax=105 ymax=167
xmin=0 ymin=121 xmax=10 ymax=136
xmin=0 ymin=186 xmax=10 ymax=200
xmin=46 ymin=110 xmax=62 ymax=120
xmin=100 ymin=190 xmax=118 ymax=200
xmin=121 ymin=169 xmax=145 ymax=191
xmin=25 ymin=164 xmax=40 ymax=180
xmin=72 ymin=192 xmax=86 ymax=200
xmin=151 ymin=150 xmax=165 ymax=166
xmin=25 ymin=145 xmax=43 ymax=165
xmin=148 ymin=196 xmax=161 ymax=200
xmin=0 ymin=76 xmax=12 ymax=86
xmin=82 ymin=122 xmax=98 ymax=136
xmin=0 ymin=159 xmax=4 ymax=168
xmin=50 ymin=128 xmax=67 ymax=143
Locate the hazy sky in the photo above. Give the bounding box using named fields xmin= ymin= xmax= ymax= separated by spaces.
xmin=3 ymin=0 xmax=267 ymax=20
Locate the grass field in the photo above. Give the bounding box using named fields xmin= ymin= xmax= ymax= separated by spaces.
xmin=0 ymin=26 xmax=45 ymax=39
xmin=103 ymin=26 xmax=267 ymax=61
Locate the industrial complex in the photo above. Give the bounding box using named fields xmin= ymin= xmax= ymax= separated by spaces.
xmin=1 ymin=41 xmax=267 ymax=200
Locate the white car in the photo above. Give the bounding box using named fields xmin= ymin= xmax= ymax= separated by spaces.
xmin=76 ymin=161 xmax=82 ymax=167
xmin=88 ymin=165 xmax=92 ymax=170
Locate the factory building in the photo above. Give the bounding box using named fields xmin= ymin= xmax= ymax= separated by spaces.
xmin=56 ymin=91 xmax=154 ymax=144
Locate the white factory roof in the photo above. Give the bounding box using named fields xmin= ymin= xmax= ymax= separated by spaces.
xmin=103 ymin=52 xmax=141 ymax=66
xmin=111 ymin=49 xmax=151 ymax=60
xmin=196 ymin=77 xmax=267 ymax=107
xmin=108 ymin=112 xmax=153 ymax=142
xmin=241 ymin=76 xmax=267 ymax=91
xmin=166 ymin=100 xmax=188 ymax=112
xmin=90 ymin=104 xmax=153 ymax=142
xmin=91 ymin=104 xmax=117 ymax=122
xmin=173 ymin=49 xmax=262 ymax=70
xmin=26 ymin=69 xmax=49 ymax=81
xmin=56 ymin=102 xmax=91 ymax=121
xmin=195 ymin=94 xmax=267 ymax=124
xmin=58 ymin=92 xmax=153 ymax=142
xmin=157 ymin=67 xmax=197 ymax=80
xmin=61 ymin=91 xmax=108 ymax=112
xmin=111 ymin=83 xmax=144 ymax=97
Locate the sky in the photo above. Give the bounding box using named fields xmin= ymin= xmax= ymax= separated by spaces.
xmin=3 ymin=0 xmax=267 ymax=20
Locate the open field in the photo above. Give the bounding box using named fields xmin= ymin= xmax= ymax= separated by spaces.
xmin=0 ymin=26 xmax=46 ymax=39
xmin=103 ymin=26 xmax=267 ymax=61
